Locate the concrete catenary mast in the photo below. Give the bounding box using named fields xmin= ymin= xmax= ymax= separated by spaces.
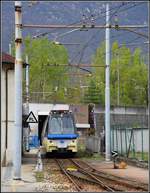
xmin=13 ymin=1 xmax=22 ymax=179
xmin=105 ymin=3 xmax=111 ymax=161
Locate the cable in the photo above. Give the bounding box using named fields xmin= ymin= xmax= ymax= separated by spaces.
xmin=69 ymin=30 xmax=102 ymax=65
xmin=118 ymin=28 xmax=149 ymax=39
xmin=93 ymin=2 xmax=146 ymax=24
xmin=31 ymin=2 xmax=147 ymax=40
xmin=31 ymin=2 xmax=131 ymax=39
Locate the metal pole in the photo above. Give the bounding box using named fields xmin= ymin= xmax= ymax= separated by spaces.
xmin=25 ymin=55 xmax=30 ymax=151
xmin=25 ymin=55 xmax=29 ymax=105
xmin=105 ymin=3 xmax=111 ymax=161
xmin=13 ymin=1 xmax=22 ymax=180
xmin=9 ymin=43 xmax=12 ymax=55
xmin=117 ymin=54 xmax=120 ymax=106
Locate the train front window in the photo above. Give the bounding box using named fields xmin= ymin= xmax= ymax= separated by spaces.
xmin=62 ymin=115 xmax=74 ymax=134
xmin=48 ymin=114 xmax=75 ymax=134
xmin=48 ymin=116 xmax=62 ymax=134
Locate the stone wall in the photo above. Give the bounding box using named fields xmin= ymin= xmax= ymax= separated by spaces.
xmin=94 ymin=106 xmax=148 ymax=136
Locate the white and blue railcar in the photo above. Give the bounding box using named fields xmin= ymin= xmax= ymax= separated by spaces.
xmin=41 ymin=109 xmax=78 ymax=154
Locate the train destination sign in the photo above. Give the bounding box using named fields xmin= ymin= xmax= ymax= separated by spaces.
xmin=25 ymin=111 xmax=38 ymax=123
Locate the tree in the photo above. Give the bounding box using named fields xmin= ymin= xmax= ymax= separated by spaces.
xmin=14 ymin=36 xmax=69 ymax=103
xmin=84 ymin=78 xmax=102 ymax=104
xmin=90 ymin=40 xmax=148 ymax=106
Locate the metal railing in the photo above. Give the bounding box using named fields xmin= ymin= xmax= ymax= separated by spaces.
xmin=110 ymin=124 xmax=148 ymax=162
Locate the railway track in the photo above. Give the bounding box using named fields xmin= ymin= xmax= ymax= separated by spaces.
xmin=70 ymin=159 xmax=148 ymax=192
xmin=55 ymin=159 xmax=116 ymax=192
xmin=43 ymin=158 xmax=148 ymax=192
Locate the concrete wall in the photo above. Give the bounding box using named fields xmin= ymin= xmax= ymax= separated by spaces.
xmin=94 ymin=106 xmax=148 ymax=136
xmin=70 ymin=104 xmax=88 ymax=124
xmin=1 ymin=69 xmax=14 ymax=166
xmin=87 ymin=106 xmax=148 ymax=154
xmin=86 ymin=136 xmax=101 ymax=153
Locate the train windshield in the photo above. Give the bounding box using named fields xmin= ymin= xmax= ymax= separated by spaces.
xmin=48 ymin=114 xmax=75 ymax=134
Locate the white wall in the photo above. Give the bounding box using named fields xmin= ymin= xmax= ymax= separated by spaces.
xmin=1 ymin=70 xmax=6 ymax=165
xmin=7 ymin=71 xmax=14 ymax=163
xmin=1 ymin=69 xmax=14 ymax=166
xmin=28 ymin=103 xmax=53 ymax=135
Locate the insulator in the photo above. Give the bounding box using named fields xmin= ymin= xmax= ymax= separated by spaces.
xmin=91 ymin=14 xmax=94 ymax=21
xmin=114 ymin=14 xmax=118 ymax=24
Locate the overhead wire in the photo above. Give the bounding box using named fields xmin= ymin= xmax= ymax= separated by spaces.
xmin=30 ymin=2 xmax=148 ymax=74
xmin=68 ymin=2 xmax=147 ymax=67
xmin=96 ymin=35 xmax=147 ymax=60
xmin=118 ymin=28 xmax=149 ymax=39
xmin=31 ymin=2 xmax=137 ymax=39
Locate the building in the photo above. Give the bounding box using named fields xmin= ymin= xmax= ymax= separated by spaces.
xmin=1 ymin=52 xmax=26 ymax=166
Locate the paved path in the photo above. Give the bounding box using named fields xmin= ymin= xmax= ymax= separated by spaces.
xmin=1 ymin=152 xmax=39 ymax=192
xmin=88 ymin=160 xmax=149 ymax=184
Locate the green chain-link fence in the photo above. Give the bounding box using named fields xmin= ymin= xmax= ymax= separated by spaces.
xmin=110 ymin=124 xmax=148 ymax=162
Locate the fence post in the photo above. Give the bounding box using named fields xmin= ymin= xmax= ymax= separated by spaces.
xmin=127 ymin=129 xmax=133 ymax=158
xmin=110 ymin=126 xmax=112 ymax=152
xmin=125 ymin=127 xmax=128 ymax=157
xmin=112 ymin=126 xmax=114 ymax=151
xmin=120 ymin=125 xmax=123 ymax=155
xmin=132 ymin=129 xmax=135 ymax=158
xmin=141 ymin=128 xmax=144 ymax=160
xmin=115 ymin=126 xmax=118 ymax=152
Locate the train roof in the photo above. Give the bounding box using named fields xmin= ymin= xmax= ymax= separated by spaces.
xmin=51 ymin=104 xmax=69 ymax=111
xmin=38 ymin=104 xmax=70 ymax=116
xmin=76 ymin=123 xmax=90 ymax=129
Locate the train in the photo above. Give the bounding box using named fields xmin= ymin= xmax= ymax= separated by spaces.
xmin=41 ymin=105 xmax=79 ymax=154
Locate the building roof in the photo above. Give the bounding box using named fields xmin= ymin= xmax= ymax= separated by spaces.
xmin=2 ymin=52 xmax=15 ymax=64
xmin=1 ymin=52 xmax=27 ymax=67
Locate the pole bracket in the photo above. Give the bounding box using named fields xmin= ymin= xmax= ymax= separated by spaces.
xmin=15 ymin=6 xmax=21 ymax=12
xmin=15 ymin=38 xmax=22 ymax=43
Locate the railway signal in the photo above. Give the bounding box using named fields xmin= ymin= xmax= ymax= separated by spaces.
xmin=25 ymin=111 xmax=38 ymax=123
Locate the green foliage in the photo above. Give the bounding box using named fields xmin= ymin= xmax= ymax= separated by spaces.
xmin=88 ymin=41 xmax=148 ymax=106
xmin=11 ymin=35 xmax=148 ymax=106
xmin=21 ymin=36 xmax=69 ymax=103
xmin=83 ymin=78 xmax=102 ymax=104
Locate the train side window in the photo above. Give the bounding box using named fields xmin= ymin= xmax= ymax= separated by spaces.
xmin=41 ymin=116 xmax=48 ymax=138
xmin=44 ymin=122 xmax=48 ymax=137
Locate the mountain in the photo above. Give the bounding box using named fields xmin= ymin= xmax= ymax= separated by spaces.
xmin=2 ymin=1 xmax=148 ymax=63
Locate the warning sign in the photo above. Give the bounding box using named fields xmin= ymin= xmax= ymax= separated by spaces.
xmin=25 ymin=111 xmax=38 ymax=123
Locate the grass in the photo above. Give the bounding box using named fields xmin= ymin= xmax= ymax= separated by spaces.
xmin=128 ymin=152 xmax=148 ymax=162
xmin=81 ymin=153 xmax=105 ymax=161
xmin=35 ymin=171 xmax=44 ymax=182
xmin=77 ymin=143 xmax=105 ymax=161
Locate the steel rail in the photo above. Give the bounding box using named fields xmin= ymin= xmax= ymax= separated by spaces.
xmin=55 ymin=159 xmax=82 ymax=192
xmin=74 ymin=159 xmax=148 ymax=191
xmin=70 ymin=159 xmax=115 ymax=192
